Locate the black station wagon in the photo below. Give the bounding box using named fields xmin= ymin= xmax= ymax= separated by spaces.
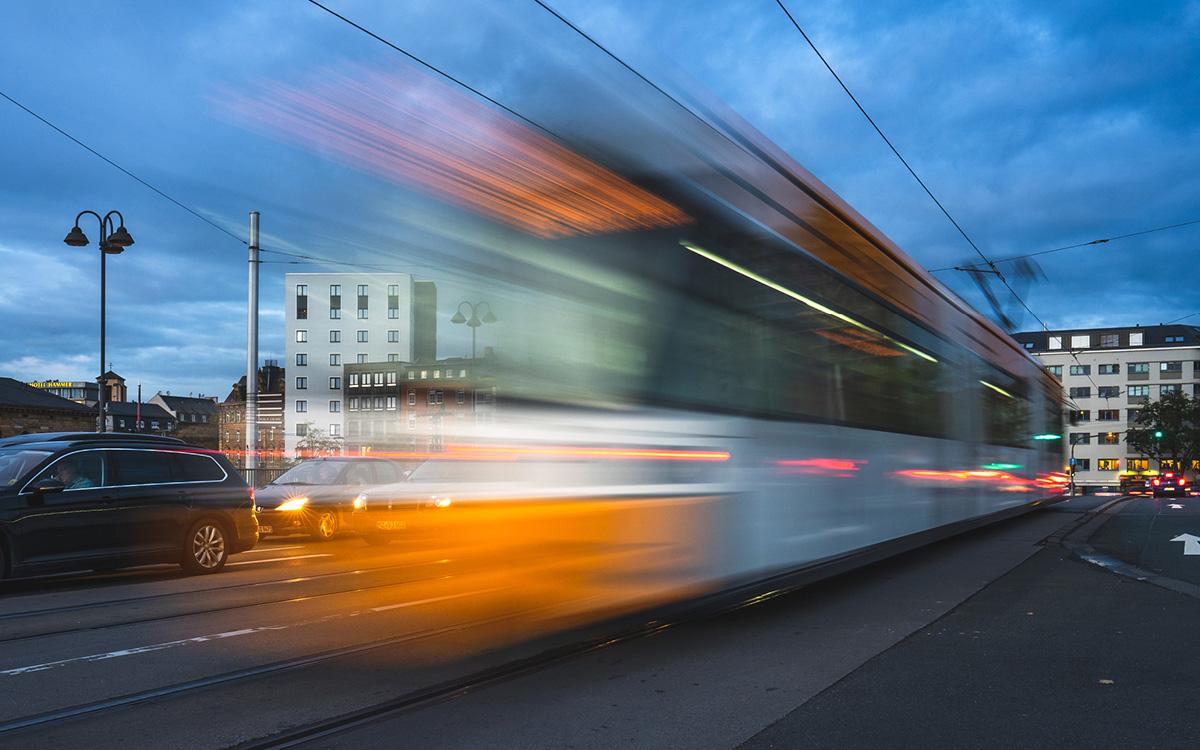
xmin=0 ymin=432 xmax=258 ymax=579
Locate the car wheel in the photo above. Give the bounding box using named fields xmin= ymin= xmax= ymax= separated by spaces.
xmin=181 ymin=519 xmax=230 ymax=574
xmin=362 ymin=534 xmax=391 ymax=546
xmin=310 ymin=511 xmax=338 ymax=542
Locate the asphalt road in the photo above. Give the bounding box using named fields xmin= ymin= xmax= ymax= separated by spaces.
xmin=1088 ymin=493 xmax=1200 ymax=584
xmin=2 ymin=497 xmax=1190 ymax=750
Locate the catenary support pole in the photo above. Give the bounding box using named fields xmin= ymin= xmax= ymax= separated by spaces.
xmin=246 ymin=211 xmax=260 ymax=475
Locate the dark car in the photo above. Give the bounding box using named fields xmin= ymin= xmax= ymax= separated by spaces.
xmin=0 ymin=432 xmax=257 ymax=579
xmin=1150 ymin=471 xmax=1189 ymax=498
xmin=255 ymin=457 xmax=411 ymax=541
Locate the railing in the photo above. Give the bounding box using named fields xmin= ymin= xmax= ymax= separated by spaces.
xmin=234 ymin=466 xmax=289 ymax=488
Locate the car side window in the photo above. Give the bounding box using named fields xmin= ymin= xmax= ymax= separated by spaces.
xmin=30 ymin=451 xmax=109 ymax=495
xmin=112 ymin=450 xmax=179 ymax=486
xmin=170 ymin=453 xmax=226 ymax=482
xmin=343 ymin=463 xmax=373 ymax=486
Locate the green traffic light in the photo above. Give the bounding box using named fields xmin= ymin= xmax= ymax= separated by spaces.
xmin=1154 ymin=430 xmax=1164 ymax=439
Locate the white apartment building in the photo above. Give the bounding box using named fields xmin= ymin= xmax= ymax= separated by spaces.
xmin=1013 ymin=324 xmax=1200 ymax=487
xmin=283 ymin=273 xmax=437 ymax=454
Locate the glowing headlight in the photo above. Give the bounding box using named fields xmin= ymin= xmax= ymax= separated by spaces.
xmin=276 ymin=497 xmax=309 ymax=512
xmin=353 ymin=493 xmax=368 ymax=510
xmin=432 ymin=496 xmax=452 ymax=508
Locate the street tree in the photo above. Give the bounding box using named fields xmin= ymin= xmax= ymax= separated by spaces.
xmin=295 ymin=423 xmax=343 ymax=457
xmin=1125 ymin=390 xmax=1200 ymax=477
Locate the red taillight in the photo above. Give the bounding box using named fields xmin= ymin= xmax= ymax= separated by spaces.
xmin=1180 ymin=478 xmax=1188 ymax=487
xmin=1152 ymin=479 xmax=1161 ymax=487
xmin=1166 ymin=472 xmax=1175 ymax=478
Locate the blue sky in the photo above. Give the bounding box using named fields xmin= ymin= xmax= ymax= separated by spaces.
xmin=2 ymin=0 xmax=1198 ymax=397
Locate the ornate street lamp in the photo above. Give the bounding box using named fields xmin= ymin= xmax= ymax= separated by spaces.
xmin=63 ymin=210 xmax=134 ymax=431
xmin=450 ymin=300 xmax=497 ymax=359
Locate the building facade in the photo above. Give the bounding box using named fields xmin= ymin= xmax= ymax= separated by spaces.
xmin=150 ymin=393 xmax=219 ymax=448
xmin=1012 ymin=324 xmax=1200 ymax=486
xmin=27 ymin=380 xmax=100 ymax=406
xmin=219 ymin=361 xmax=287 ymax=462
xmin=0 ymin=378 xmax=96 ymax=437
xmin=342 ymin=357 xmax=496 ymax=455
xmin=284 ymin=273 xmax=437 ymax=454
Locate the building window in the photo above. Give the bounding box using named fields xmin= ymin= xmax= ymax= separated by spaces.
xmin=456 ymin=389 xmax=465 ymax=405
xmin=1070 ymin=410 xmax=1090 ymax=425
xmin=329 ymin=400 xmax=341 ymax=413
xmin=1161 ymin=361 xmax=1183 ymax=373
xmin=1048 ymin=336 xmax=1062 ymax=350
xmin=1161 ymin=384 xmax=1182 ymax=395
xmin=357 ymin=308 xmax=368 ymax=319
xmin=1068 ymin=387 xmax=1090 ymax=399
xmin=296 ymin=330 xmax=308 ymax=343
xmin=1069 ymin=365 xmax=1090 ymax=376
xmin=330 ymin=284 xmax=341 ymax=296
xmin=1069 ymin=433 xmax=1090 ymax=445
xmin=1127 ymin=409 xmax=1141 ymax=422
xmin=296 ymin=288 xmax=308 ymax=320
xmin=295 ymin=377 xmax=308 ymax=390
xmin=296 ymin=353 xmax=307 ymax=366
xmin=357 ymin=354 xmax=368 ymax=364
xmin=1128 ymin=362 xmax=1149 ymax=374
xmin=356 ymin=330 xmax=368 ymax=343
xmin=1127 ymin=458 xmax=1148 ymax=472
xmin=386 ymin=371 xmax=398 ymax=385
xmin=388 ymin=308 xmax=399 ymax=319
xmin=420 ymin=370 xmax=428 ymax=378
xmin=373 ymin=372 xmax=385 ymax=386
xmin=296 ymin=423 xmax=308 ymax=437
xmin=1130 ymin=332 xmax=1144 ymax=346
xmin=433 ymin=370 xmax=442 ymax=379
xmin=330 ymin=353 xmax=341 ymax=366
xmin=374 ymin=397 xmax=385 ymax=411
xmin=387 ymin=330 xmax=400 ymax=343
xmin=296 ymin=284 xmax=308 ymax=296
xmin=329 ymin=376 xmax=342 ymax=389
xmin=349 ymin=397 xmax=360 ymax=411
xmin=1100 ymin=432 xmax=1119 ymax=445
xmin=409 ymin=414 xmax=416 ymax=429
xmin=1165 ymin=335 xmax=1184 ymax=343
xmin=1070 ymin=335 xmax=1089 ymax=349
xmin=1098 ymin=334 xmax=1119 ymax=348
xmin=329 ymin=424 xmax=341 ymax=437
xmin=407 ymin=370 xmax=416 ymax=379
xmin=408 ymin=389 xmax=416 ymax=406
xmin=1098 ymin=363 xmax=1119 ymax=375
xmin=296 ymin=400 xmax=308 ymax=413
xmin=1097 ymin=409 xmax=1120 ymax=421
xmin=349 ymin=373 xmax=360 ymax=387
xmin=1047 ymin=365 xmax=1062 ymax=377
xmin=388 ymin=284 xmax=399 ymax=296
xmin=330 ymin=330 xmax=341 ymax=343
xmin=1127 ymin=385 xmax=1149 ymax=397
xmin=386 ymin=396 xmax=397 ymax=410
xmin=1022 ymin=342 xmax=1034 ymax=350
xmin=459 ymin=369 xmax=467 ymax=378
xmin=1097 ymin=458 xmax=1119 ymax=471
xmin=330 ymin=308 xmax=341 ymax=320
xmin=1097 ymin=386 xmax=1119 ymax=398
xmin=388 ymin=354 xmax=400 ymax=362
xmin=357 ymin=284 xmax=368 ymax=296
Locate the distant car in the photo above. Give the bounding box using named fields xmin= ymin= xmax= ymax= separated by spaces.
xmin=1150 ymin=472 xmax=1188 ymax=498
xmin=0 ymin=432 xmax=258 ymax=579
xmin=255 ymin=457 xmax=412 ymax=541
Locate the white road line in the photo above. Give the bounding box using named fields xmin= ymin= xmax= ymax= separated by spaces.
xmin=0 ymin=586 xmax=504 ymax=677
xmin=243 ymin=545 xmax=306 ymax=554
xmin=228 ymin=554 xmax=332 ymax=567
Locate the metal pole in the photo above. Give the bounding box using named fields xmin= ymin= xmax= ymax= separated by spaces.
xmin=98 ymin=248 xmax=107 ymax=432
xmin=246 ymin=211 xmax=260 ymax=474
xmin=471 ymin=325 xmax=477 ymax=360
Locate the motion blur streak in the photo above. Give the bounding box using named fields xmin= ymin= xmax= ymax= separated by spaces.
xmin=775 ymin=458 xmax=866 ymax=478
xmin=223 ymin=66 xmax=691 ymax=238
xmin=359 ymin=444 xmax=731 ymax=462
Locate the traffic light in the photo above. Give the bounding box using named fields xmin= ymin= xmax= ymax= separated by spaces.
xmin=1154 ymin=430 xmax=1164 ymax=439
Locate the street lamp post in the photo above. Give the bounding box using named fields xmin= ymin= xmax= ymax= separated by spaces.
xmin=450 ymin=301 xmax=497 ymax=359
xmin=63 ymin=210 xmax=135 ymax=432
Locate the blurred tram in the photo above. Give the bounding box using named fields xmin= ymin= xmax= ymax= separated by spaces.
xmin=251 ymin=66 xmax=1065 ymax=603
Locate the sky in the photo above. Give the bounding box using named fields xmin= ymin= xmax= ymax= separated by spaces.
xmin=2 ymin=0 xmax=1198 ymax=398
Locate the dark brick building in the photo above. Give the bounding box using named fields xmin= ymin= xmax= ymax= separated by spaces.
xmin=0 ymin=378 xmax=96 ymax=437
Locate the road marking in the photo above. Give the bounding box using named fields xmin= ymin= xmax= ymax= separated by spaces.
xmin=1169 ymin=504 xmax=1185 ymax=509
xmin=228 ymin=554 xmax=332 ymax=567
xmin=0 ymin=586 xmax=503 ymax=677
xmin=1170 ymin=533 xmax=1200 ymax=555
xmin=243 ymin=545 xmax=306 ymax=553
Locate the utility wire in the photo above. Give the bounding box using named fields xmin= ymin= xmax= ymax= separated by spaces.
xmin=931 ymin=217 xmax=1200 ymax=272
xmin=772 ymin=1 xmax=1049 ymax=332
xmin=0 ymin=88 xmax=245 ymax=245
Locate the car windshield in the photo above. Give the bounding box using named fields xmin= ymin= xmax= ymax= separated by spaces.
xmin=271 ymin=460 xmax=346 ymax=486
xmin=0 ymin=448 xmax=53 ymax=487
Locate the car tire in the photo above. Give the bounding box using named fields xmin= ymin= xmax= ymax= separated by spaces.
xmin=362 ymin=534 xmax=391 ymax=546
xmin=310 ymin=511 xmax=338 ymax=542
xmin=181 ymin=518 xmax=230 ymax=574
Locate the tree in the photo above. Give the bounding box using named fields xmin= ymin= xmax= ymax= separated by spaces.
xmin=1125 ymin=391 xmax=1200 ymax=478
xmin=295 ymin=423 xmax=343 ymax=457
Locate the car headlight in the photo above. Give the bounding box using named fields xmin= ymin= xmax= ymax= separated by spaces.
xmin=353 ymin=493 xmax=368 ymax=510
xmin=432 ymin=496 xmax=452 ymax=508
xmin=276 ymin=497 xmax=309 ymax=512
